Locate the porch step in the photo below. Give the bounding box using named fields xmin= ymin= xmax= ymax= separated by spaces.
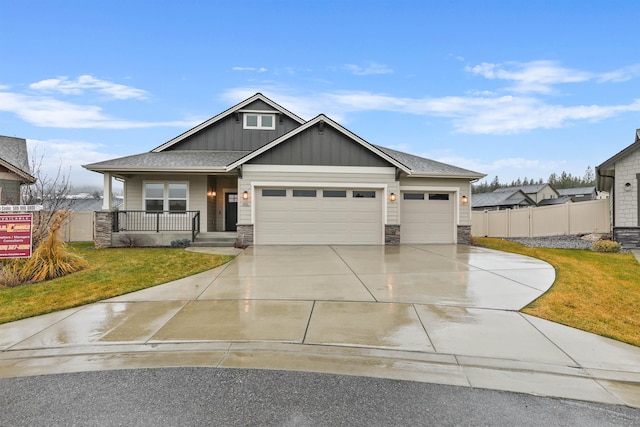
xmin=191 ymin=232 xmax=237 ymax=247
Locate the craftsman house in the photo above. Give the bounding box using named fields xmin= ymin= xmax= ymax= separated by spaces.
xmin=84 ymin=93 xmax=485 ymax=247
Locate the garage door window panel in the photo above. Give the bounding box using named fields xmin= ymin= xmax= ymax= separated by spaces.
xmin=323 ymin=190 xmax=347 ymax=198
xmin=293 ymin=189 xmax=317 ymax=197
xmin=262 ymin=189 xmax=286 ymax=197
xmin=403 ymin=193 xmax=425 ymax=200
xmin=429 ymin=193 xmax=450 ymax=200
xmin=353 ymin=190 xmax=376 ymax=198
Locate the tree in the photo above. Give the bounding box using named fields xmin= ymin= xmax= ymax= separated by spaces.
xmin=583 ymin=166 xmax=595 ymax=185
xmin=21 ymin=149 xmax=74 ymax=247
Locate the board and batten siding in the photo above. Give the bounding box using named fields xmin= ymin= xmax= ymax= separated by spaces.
xmin=164 ymin=100 xmax=301 ymax=152
xmin=399 ymin=177 xmax=472 ymax=226
xmin=124 ymin=174 xmax=208 ymax=231
xmin=238 ymin=165 xmax=398 ymax=225
xmin=249 ymin=124 xmax=391 ymax=168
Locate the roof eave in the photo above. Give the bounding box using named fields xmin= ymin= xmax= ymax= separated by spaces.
xmin=407 ymin=172 xmax=486 ymax=180
xmin=83 ymin=165 xmax=229 ymax=174
xmin=0 ymin=159 xmax=35 ymax=183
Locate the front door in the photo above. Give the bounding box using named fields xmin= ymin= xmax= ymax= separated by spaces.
xmin=225 ymin=192 xmax=238 ymax=231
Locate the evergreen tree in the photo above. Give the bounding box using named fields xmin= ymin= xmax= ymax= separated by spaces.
xmin=583 ymin=166 xmax=595 ymax=185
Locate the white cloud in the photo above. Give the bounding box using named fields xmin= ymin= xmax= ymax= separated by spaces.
xmin=224 ymin=86 xmax=640 ymax=135
xmin=465 ymin=60 xmax=592 ymax=93
xmin=231 ymin=67 xmax=268 ymax=72
xmin=26 ymin=138 xmax=122 ymax=187
xmin=29 ymin=75 xmax=148 ymax=100
xmin=0 ymin=91 xmax=199 ymax=129
xmin=598 ymin=64 xmax=640 ymax=82
xmin=466 ymin=60 xmax=640 ymax=93
xmin=343 ymin=62 xmax=393 ymax=76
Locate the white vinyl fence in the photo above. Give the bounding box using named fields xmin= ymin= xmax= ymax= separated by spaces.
xmin=60 ymin=212 xmax=95 ymax=242
xmin=471 ymin=199 xmax=610 ymax=238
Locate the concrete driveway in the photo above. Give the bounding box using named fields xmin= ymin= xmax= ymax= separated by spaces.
xmin=0 ymin=244 xmax=639 ymax=408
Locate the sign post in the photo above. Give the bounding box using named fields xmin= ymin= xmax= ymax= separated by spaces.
xmin=0 ymin=213 xmax=33 ymax=259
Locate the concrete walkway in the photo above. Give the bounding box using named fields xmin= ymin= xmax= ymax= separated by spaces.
xmin=1 ymin=245 xmax=639 ymax=408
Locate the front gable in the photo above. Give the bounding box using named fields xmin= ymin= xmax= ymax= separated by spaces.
xmin=247 ymin=120 xmax=393 ymax=167
xmin=228 ymin=115 xmax=410 ymax=173
xmin=154 ymin=93 xmax=306 ymax=153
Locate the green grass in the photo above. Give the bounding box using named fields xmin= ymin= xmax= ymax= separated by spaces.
xmin=0 ymin=242 xmax=233 ymax=324
xmin=476 ymin=237 xmax=640 ymax=347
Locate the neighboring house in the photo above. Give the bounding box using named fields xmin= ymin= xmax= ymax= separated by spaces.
xmin=83 ymin=93 xmax=485 ymax=247
xmin=596 ymin=129 xmax=640 ymax=247
xmin=492 ymin=183 xmax=559 ymax=204
xmin=556 ymin=186 xmax=597 ymax=202
xmin=0 ymin=135 xmax=36 ymax=205
xmin=471 ymin=190 xmax=536 ymax=211
xmin=537 ymin=196 xmax=572 ymax=206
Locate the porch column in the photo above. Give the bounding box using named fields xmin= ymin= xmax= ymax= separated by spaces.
xmin=102 ymin=172 xmax=112 ymax=210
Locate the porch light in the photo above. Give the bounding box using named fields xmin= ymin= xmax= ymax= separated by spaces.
xmin=207 ymin=189 xmax=216 ymax=198
xmin=242 ymin=191 xmax=249 ymax=200
xmin=461 ymin=195 xmax=469 ymax=205
xmin=389 ymin=193 xmax=396 ymax=202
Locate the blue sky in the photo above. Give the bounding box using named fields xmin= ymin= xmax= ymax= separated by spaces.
xmin=1 ymin=0 xmax=639 ymax=189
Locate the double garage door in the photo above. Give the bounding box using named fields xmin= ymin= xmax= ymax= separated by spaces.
xmin=255 ymin=188 xmax=383 ymax=245
xmin=400 ymin=192 xmax=455 ymax=244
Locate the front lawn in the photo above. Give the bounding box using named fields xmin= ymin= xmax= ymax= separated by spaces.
xmin=0 ymin=243 xmax=233 ymax=324
xmin=476 ymin=237 xmax=640 ymax=347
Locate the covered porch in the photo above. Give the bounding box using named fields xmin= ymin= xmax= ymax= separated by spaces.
xmin=96 ymin=171 xmax=240 ymax=247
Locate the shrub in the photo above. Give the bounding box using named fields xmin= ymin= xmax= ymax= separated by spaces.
xmin=170 ymin=239 xmax=191 ymax=248
xmin=592 ymin=240 xmax=621 ymax=253
xmin=0 ymin=259 xmax=26 ymax=287
xmin=19 ymin=211 xmax=90 ymax=283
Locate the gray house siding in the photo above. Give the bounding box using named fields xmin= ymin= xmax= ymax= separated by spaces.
xmin=248 ymin=124 xmax=392 ymax=167
xmin=165 ymin=100 xmax=301 ymax=152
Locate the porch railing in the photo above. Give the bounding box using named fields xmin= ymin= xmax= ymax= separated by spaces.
xmin=112 ymin=210 xmax=200 ymax=241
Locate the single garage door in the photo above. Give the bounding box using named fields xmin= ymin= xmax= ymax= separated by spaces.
xmin=255 ymin=188 xmax=383 ymax=245
xmin=401 ymin=192 xmax=455 ymax=244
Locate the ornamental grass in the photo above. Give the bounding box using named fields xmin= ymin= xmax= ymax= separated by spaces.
xmin=19 ymin=211 xmax=89 ymax=284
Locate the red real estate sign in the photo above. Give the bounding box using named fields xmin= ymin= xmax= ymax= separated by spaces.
xmin=0 ymin=213 xmax=33 ymax=258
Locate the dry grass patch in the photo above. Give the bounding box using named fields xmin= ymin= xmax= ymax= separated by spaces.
xmin=476 ymin=238 xmax=640 ymax=347
xmin=0 ymin=243 xmax=233 ymax=324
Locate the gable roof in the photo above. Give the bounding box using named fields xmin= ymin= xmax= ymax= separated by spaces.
xmin=493 ymin=183 xmax=555 ymax=194
xmin=152 ymin=93 xmax=306 ymax=152
xmin=596 ymin=128 xmax=640 ymax=191
xmin=227 ymin=114 xmax=485 ymax=178
xmin=0 ymin=135 xmax=36 ymax=184
xmin=472 ymin=190 xmax=536 ymax=209
xmin=226 ymin=114 xmax=412 ymax=173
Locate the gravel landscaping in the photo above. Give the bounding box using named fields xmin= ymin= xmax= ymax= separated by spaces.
xmin=504 ymin=234 xmax=604 ymax=250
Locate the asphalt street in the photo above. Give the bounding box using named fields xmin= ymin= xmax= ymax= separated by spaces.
xmin=2 ymin=368 xmax=639 ymax=426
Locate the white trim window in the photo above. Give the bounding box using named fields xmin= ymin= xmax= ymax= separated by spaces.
xmin=144 ymin=182 xmax=188 ymax=212
xmin=243 ymin=113 xmax=275 ymax=130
